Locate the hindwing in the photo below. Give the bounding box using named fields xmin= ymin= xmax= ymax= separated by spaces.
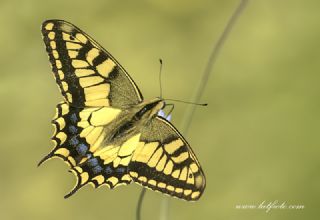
xmin=129 ymin=117 xmax=206 ymax=201
xmin=39 ymin=102 xmax=140 ymax=197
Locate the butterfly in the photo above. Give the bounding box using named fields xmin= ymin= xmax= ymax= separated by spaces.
xmin=39 ymin=19 xmax=206 ymax=201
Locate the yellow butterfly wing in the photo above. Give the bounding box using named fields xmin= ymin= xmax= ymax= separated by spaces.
xmin=40 ymin=19 xmax=145 ymax=197
xmin=42 ymin=19 xmax=143 ymax=108
xmin=129 ymin=116 xmax=206 ymax=201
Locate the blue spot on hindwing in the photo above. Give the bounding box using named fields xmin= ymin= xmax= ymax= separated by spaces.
xmin=69 ymin=136 xmax=79 ymax=146
xmin=92 ymin=166 xmax=103 ymax=174
xmin=105 ymin=166 xmax=113 ymax=175
xmin=87 ymin=158 xmax=98 ymax=167
xmin=68 ymin=125 xmax=78 ymax=134
xmin=70 ymin=113 xmax=77 ymax=124
xmin=116 ymin=167 xmax=126 ymax=174
xmin=76 ymin=143 xmax=88 ymax=156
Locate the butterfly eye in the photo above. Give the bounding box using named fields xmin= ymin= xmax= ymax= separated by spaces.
xmin=136 ymin=106 xmax=148 ymax=118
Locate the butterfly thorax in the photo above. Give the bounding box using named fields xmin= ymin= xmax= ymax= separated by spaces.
xmin=107 ymin=98 xmax=165 ymax=143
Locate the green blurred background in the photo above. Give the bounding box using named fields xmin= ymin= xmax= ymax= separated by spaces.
xmin=0 ymin=0 xmax=319 ymax=219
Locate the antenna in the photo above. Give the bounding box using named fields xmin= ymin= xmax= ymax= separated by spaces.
xmin=164 ymin=98 xmax=208 ymax=106
xmin=159 ymin=59 xmax=163 ymax=98
xmin=156 ymin=58 xmax=208 ymax=107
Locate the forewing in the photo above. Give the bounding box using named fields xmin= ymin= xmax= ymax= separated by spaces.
xmin=129 ymin=117 xmax=206 ymax=201
xmin=41 ymin=19 xmax=143 ymax=108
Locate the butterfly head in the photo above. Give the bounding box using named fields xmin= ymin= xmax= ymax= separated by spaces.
xmin=136 ymin=98 xmax=165 ymax=121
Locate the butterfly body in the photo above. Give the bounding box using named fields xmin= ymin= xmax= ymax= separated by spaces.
xmin=40 ymin=20 xmax=205 ymax=201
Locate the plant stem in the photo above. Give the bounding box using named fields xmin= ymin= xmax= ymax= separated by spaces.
xmin=181 ymin=0 xmax=249 ymax=137
xmin=136 ymin=188 xmax=146 ymax=220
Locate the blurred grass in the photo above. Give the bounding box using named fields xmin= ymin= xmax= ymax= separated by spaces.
xmin=0 ymin=0 xmax=319 ymax=219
